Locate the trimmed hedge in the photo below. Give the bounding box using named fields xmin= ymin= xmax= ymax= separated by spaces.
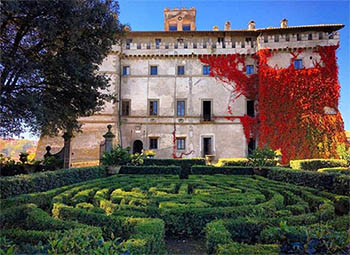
xmin=266 ymin=167 xmax=350 ymax=196
xmin=318 ymin=167 xmax=350 ymax=175
xmin=119 ymin=165 xmax=180 ymax=174
xmin=216 ymin=158 xmax=277 ymax=167
xmin=143 ymin=158 xmax=206 ymax=166
xmin=191 ymin=166 xmax=253 ymax=175
xmin=0 ymin=166 xmax=107 ymax=199
xmin=290 ymin=159 xmax=348 ymax=171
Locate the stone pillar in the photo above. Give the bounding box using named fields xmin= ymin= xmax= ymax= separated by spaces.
xmin=62 ymin=132 xmax=72 ymax=169
xmin=103 ymin=125 xmax=115 ymax=153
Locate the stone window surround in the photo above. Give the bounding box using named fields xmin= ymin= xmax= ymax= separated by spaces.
xmin=149 ymin=137 xmax=159 ymax=150
xmin=148 ymin=99 xmax=159 ymax=116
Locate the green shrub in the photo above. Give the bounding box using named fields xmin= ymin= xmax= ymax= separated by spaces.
xmin=290 ymin=159 xmax=348 ymax=171
xmin=143 ymin=158 xmax=206 ymax=167
xmin=334 ymin=196 xmax=350 ymax=215
xmin=215 ymin=158 xmax=249 ymax=167
xmin=0 ymin=166 xmax=107 ymax=199
xmin=101 ymin=145 xmax=132 ymax=166
xmin=318 ymin=167 xmax=350 ymax=175
xmin=205 ymin=220 xmax=232 ymax=254
xmin=216 ymin=242 xmax=279 ymax=255
xmin=333 ymin=175 xmax=350 ymax=195
xmin=266 ymin=167 xmax=338 ymax=193
xmin=119 ymin=165 xmax=180 ymax=174
xmin=248 ymin=146 xmax=277 ymax=170
xmin=191 ymin=166 xmax=253 ymax=175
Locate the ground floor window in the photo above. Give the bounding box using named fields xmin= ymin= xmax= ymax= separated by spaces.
xmin=149 ymin=138 xmax=158 ymax=149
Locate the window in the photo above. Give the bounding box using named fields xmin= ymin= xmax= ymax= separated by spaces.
xmin=122 ymin=66 xmax=130 ymax=76
xmin=297 ymin=33 xmax=301 ymax=41
xmin=149 ymin=100 xmax=158 ymax=116
xmin=274 ymin=35 xmax=279 ymax=42
xmin=319 ymin=33 xmax=323 ymax=40
xmin=121 ymin=100 xmax=130 ymax=116
xmin=285 ymin=34 xmax=290 ymax=41
xmin=246 ymin=65 xmax=254 ymax=75
xmin=177 ymin=66 xmax=185 ymax=75
xmin=126 ymin=39 xmax=132 ymax=49
xmin=150 ymin=66 xmax=158 ymax=75
xmin=182 ymin=24 xmax=190 ymax=31
xmin=328 ymin=32 xmax=334 ymax=39
xmin=202 ymin=65 xmax=210 ymax=75
xmin=155 ymin=38 xmax=161 ymax=49
xmin=264 ymin=36 xmax=268 ymax=43
xmin=308 ymin=34 xmax=312 ymax=40
xmin=176 ymin=138 xmax=186 ymax=150
xmin=177 ymin=100 xmax=185 ymax=116
xmin=149 ymin=138 xmax=158 ymax=149
xmin=202 ymin=100 xmax=212 ymax=121
xmin=248 ymin=138 xmax=256 ymax=155
xmin=247 ymin=100 xmax=255 ymax=117
xmin=294 ymin=59 xmax=303 ymax=69
xmin=218 ymin=37 xmax=224 ymax=43
xmin=169 ymin=24 xmax=177 ymax=31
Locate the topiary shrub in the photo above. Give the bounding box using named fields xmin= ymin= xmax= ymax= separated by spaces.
xmin=290 ymin=159 xmax=348 ymax=171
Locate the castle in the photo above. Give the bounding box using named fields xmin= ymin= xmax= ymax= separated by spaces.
xmin=36 ymin=8 xmax=344 ymax=166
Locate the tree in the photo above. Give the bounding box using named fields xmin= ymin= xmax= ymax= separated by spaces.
xmin=0 ymin=0 xmax=123 ymax=137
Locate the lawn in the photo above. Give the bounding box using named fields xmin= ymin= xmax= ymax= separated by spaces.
xmin=1 ymin=174 xmax=349 ymax=254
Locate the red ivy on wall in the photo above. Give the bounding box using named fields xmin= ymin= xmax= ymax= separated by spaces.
xmin=199 ymin=44 xmax=347 ymax=163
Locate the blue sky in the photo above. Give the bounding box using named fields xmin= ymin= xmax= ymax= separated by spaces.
xmin=118 ymin=0 xmax=350 ymax=130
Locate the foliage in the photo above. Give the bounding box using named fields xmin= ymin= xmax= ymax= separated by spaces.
xmin=0 ymin=166 xmax=107 ymax=198
xmin=290 ymin=158 xmax=348 ymax=171
xmin=191 ymin=165 xmax=253 ymax=175
xmin=119 ymin=165 xmax=180 ymax=174
xmin=266 ymin=167 xmax=349 ymax=195
xmin=337 ymin=143 xmax=350 ymax=164
xmin=42 ymin=156 xmax=63 ymax=170
xmin=199 ymin=46 xmax=347 ymax=164
xmin=318 ymin=167 xmax=350 ymax=175
xmin=248 ymin=146 xmax=277 ymax=170
xmin=101 ymin=145 xmax=132 ymax=166
xmin=129 ymin=153 xmax=145 ymax=166
xmin=144 ymin=150 xmax=156 ymax=157
xmin=0 ymin=0 xmax=124 ymax=137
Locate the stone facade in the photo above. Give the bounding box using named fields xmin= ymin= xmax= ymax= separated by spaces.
xmin=36 ymin=8 xmax=343 ymax=165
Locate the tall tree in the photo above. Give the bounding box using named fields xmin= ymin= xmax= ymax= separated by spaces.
xmin=0 ymin=0 xmax=123 ymax=137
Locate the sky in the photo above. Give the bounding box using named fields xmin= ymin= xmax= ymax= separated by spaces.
xmin=118 ymin=0 xmax=350 ymax=130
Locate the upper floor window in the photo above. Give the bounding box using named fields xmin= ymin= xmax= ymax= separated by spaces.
xmin=149 ymin=100 xmax=158 ymax=116
xmin=122 ymin=66 xmax=130 ymax=76
xmin=285 ymin=34 xmax=290 ymax=41
xmin=177 ymin=65 xmax=185 ymax=75
xmin=319 ymin=32 xmax=323 ymax=40
xmin=247 ymin=100 xmax=255 ymax=117
xmin=155 ymin=38 xmax=161 ymax=49
xmin=169 ymin=24 xmax=177 ymax=31
xmin=149 ymin=137 xmax=158 ymax=150
xmin=203 ymin=65 xmax=210 ymax=75
xmin=294 ymin=59 xmax=303 ymax=69
xmin=121 ymin=100 xmax=130 ymax=116
xmin=126 ymin=39 xmax=132 ymax=49
xmin=264 ymin=36 xmax=268 ymax=43
xmin=308 ymin=34 xmax=312 ymax=40
xmin=297 ymin=33 xmax=301 ymax=41
xmin=176 ymin=138 xmax=186 ymax=150
xmin=177 ymin=100 xmax=185 ymax=116
xmin=150 ymin=66 xmax=158 ymax=75
xmin=246 ymin=65 xmax=254 ymax=75
xmin=182 ymin=24 xmax=190 ymax=31
xmin=274 ymin=35 xmax=279 ymax=42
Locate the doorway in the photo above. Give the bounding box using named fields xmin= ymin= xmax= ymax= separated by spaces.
xmin=203 ymin=137 xmax=212 ymax=156
xmin=202 ymin=101 xmax=212 ymax=121
xmin=133 ymin=140 xmax=143 ymax=154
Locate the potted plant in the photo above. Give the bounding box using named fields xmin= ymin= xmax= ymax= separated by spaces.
xmin=144 ymin=150 xmax=156 ymax=159
xmin=101 ymin=145 xmax=131 ymax=175
xmin=248 ymin=146 xmax=277 ymax=177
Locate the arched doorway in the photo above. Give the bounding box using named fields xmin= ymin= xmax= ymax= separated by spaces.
xmin=133 ymin=140 xmax=143 ymax=154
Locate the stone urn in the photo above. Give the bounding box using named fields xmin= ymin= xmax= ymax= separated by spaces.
xmin=108 ymin=166 xmax=121 ymax=175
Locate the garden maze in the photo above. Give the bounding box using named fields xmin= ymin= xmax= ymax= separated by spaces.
xmin=1 ymin=173 xmax=349 ymax=254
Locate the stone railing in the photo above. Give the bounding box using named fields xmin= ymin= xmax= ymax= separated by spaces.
xmin=122 ymin=41 xmax=258 ymax=56
xmin=257 ymin=31 xmax=340 ymax=50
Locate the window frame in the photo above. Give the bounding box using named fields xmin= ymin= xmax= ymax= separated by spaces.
xmin=149 ymin=137 xmax=158 ymax=150
xmin=246 ymin=65 xmax=254 ymax=75
xmin=182 ymin=24 xmax=191 ymax=31
xmin=176 ymin=137 xmax=186 ymax=150
xmin=202 ymin=65 xmax=210 ymax=75
xmin=294 ymin=59 xmax=303 ymax=70
xmin=169 ymin=24 xmax=177 ymax=31
xmin=150 ymin=65 xmax=158 ymax=76
xmin=148 ymin=99 xmax=159 ymax=116
xmin=176 ymin=99 xmax=186 ymax=117
xmin=122 ymin=66 xmax=130 ymax=76
xmin=121 ymin=99 xmax=131 ymax=116
xmin=177 ymin=65 xmax=185 ymax=76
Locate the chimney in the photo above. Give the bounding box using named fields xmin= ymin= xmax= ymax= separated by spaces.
xmin=164 ymin=8 xmax=196 ymax=31
xmin=280 ymin=19 xmax=288 ymax=28
xmin=248 ymin=20 xmax=256 ymax=30
xmin=212 ymin=25 xmax=219 ymax=31
xmin=224 ymin=21 xmax=231 ymax=31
